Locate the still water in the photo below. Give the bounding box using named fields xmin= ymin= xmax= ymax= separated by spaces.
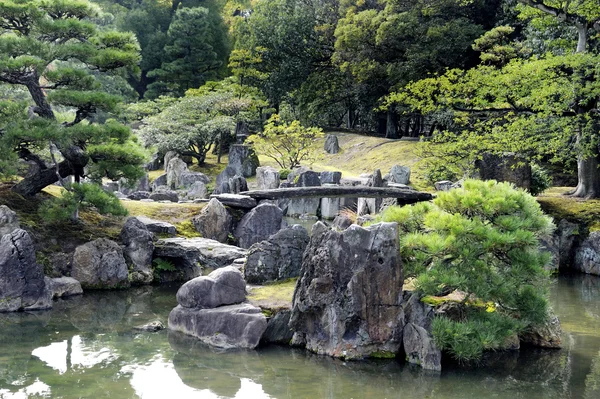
xmin=0 ymin=275 xmax=599 ymax=399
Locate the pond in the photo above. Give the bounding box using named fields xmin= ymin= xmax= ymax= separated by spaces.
xmin=0 ymin=275 xmax=599 ymax=399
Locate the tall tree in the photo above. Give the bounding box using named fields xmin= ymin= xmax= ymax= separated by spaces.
xmin=0 ymin=0 xmax=145 ymax=196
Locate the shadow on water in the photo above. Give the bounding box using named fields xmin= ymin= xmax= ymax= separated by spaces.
xmin=0 ymin=276 xmax=599 ymax=398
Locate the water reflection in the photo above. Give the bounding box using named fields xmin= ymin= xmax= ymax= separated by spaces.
xmin=0 ymin=277 xmax=598 ymax=398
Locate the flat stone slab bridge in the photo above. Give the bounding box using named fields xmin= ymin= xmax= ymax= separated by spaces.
xmin=210 ymin=186 xmax=433 ymax=209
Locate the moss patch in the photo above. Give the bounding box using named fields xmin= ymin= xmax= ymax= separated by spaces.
xmin=175 ymin=220 xmax=202 ymax=238
xmin=247 ymin=278 xmax=297 ymax=311
xmin=537 ymin=187 xmax=600 ymax=231
xmin=148 ymin=170 xmax=165 ymax=183
xmin=122 ymin=200 xmax=205 ymax=226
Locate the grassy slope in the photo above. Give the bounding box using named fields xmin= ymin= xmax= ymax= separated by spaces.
xmin=537 ymin=186 xmax=600 ymax=231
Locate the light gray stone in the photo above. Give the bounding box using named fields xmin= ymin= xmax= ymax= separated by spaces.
xmin=176 ymin=266 xmax=246 ymax=309
xmin=228 ymin=175 xmax=248 ymax=194
xmin=71 ymin=238 xmax=130 ymax=289
xmin=403 ymin=323 xmax=442 ymax=371
xmin=186 ymin=181 xmax=207 ymax=200
xmin=155 ymin=237 xmax=247 ymax=272
xmin=192 ymin=198 xmax=233 ymax=243
xmin=319 ymin=171 xmax=342 ymax=184
xmin=575 ymin=231 xmax=600 ymax=276
xmin=119 ymin=174 xmax=150 ymax=195
xmin=228 ymin=145 xmax=259 ymax=177
xmin=324 ymin=134 xmax=340 ymax=154
xmin=434 ymin=180 xmax=454 ymax=191
xmin=136 ymin=216 xmax=177 ymax=236
xmin=134 ymin=320 xmax=165 ymax=332
xmin=320 ymin=195 xmax=340 ymax=220
xmin=256 ymin=167 xmax=280 ymax=190
xmin=49 ymin=277 xmax=83 ymax=298
xmin=149 ymin=189 xmax=179 ymax=203
xmin=234 ymin=203 xmax=285 ymax=249
xmin=167 ymin=158 xmax=189 ymax=190
xmin=0 ymin=205 xmax=19 ymax=237
xmin=179 ymin=171 xmax=210 ymax=188
xmin=389 ymin=165 xmax=411 ymax=185
xmin=120 ymin=217 xmax=155 ymax=285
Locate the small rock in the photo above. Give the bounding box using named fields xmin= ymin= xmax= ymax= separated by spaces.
xmin=49 ymin=277 xmax=83 ymax=298
xmin=320 ymin=171 xmax=342 ymax=184
xmin=149 ymin=189 xmax=179 ymax=202
xmin=127 ymin=191 xmax=150 ymax=201
xmin=192 ymin=198 xmax=233 ymax=243
xmin=136 ymin=216 xmax=177 ymax=236
xmin=324 ymin=134 xmax=340 ymax=154
xmin=389 ymin=165 xmax=411 ymax=185
xmin=0 ymin=205 xmax=20 ymax=236
xmin=434 ymin=181 xmax=454 ymax=191
xmin=134 ymin=320 xmax=165 ymax=332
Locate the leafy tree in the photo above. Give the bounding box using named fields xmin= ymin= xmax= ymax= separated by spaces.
xmin=145 ymin=6 xmax=228 ymax=98
xmin=375 ymin=179 xmax=554 ymax=361
xmin=0 ymin=0 xmax=146 ymax=197
xmin=247 ymin=114 xmax=324 ymax=169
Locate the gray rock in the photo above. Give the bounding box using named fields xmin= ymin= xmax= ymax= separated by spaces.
xmin=357 ymin=169 xmax=383 ymax=216
xmin=332 ymin=214 xmax=353 ymax=230
xmin=296 ymin=170 xmax=321 ymax=187
xmin=324 ymin=134 xmax=340 ymax=154
xmin=575 ymin=231 xmax=600 ymax=275
xmin=186 ymin=181 xmax=207 ymax=200
xmin=136 ymin=216 xmax=177 ymax=236
xmin=320 ymin=195 xmax=340 ymax=220
xmin=519 ymin=312 xmax=562 ymax=349
xmin=286 ymin=166 xmax=311 ymax=184
xmin=176 ymin=266 xmax=246 ymax=309
xmin=145 ymin=153 xmax=163 ymax=171
xmin=228 ymin=144 xmax=259 ymax=177
xmin=48 ymin=277 xmax=83 ymax=298
xmin=256 ymin=167 xmax=280 ymax=190
xmin=151 ymin=174 xmax=167 ymax=191
xmin=0 ymin=229 xmax=53 ymax=312
xmin=215 ymin=180 xmax=231 ymax=194
xmin=168 ymin=303 xmax=267 ymax=349
xmin=192 ymin=198 xmax=233 ymax=243
xmin=149 ymin=189 xmax=179 ymax=203
xmin=127 ymin=191 xmax=150 ymax=201
xmin=234 ymin=203 xmax=285 ymax=249
xmin=556 ymin=219 xmax=581 ymax=271
xmin=476 ymin=152 xmax=531 ymax=190
xmin=289 ymin=222 xmax=404 ymax=359
xmin=320 ymin=171 xmax=342 ymax=184
xmin=167 ymin=158 xmax=189 ymax=190
xmin=403 ymin=323 xmax=442 ymax=371
xmin=0 ymin=205 xmax=19 ymax=236
xmin=228 ymin=175 xmax=248 ymax=194
xmin=134 ymin=320 xmax=165 ymax=332
xmin=540 ymin=234 xmax=559 ymax=272
xmin=164 ymin=151 xmax=179 ymax=172
xmin=120 ymin=217 xmax=155 ymax=285
xmin=244 ymin=225 xmax=309 ymax=284
xmin=103 ymin=181 xmax=119 ymax=192
xmin=210 ymin=194 xmax=257 ymax=209
xmin=286 ymin=198 xmax=320 ymax=217
xmin=261 ymin=310 xmax=294 ymax=344
xmin=71 ymin=238 xmax=130 ymax=289
xmin=119 ymin=174 xmax=150 ymax=195
xmin=155 ymin=237 xmax=247 ymax=272
xmin=214 ymin=166 xmax=236 ymax=194
xmin=389 ymin=165 xmax=411 ymax=185
xmin=179 ymin=171 xmax=210 ymax=188
xmin=434 ymin=181 xmax=454 ymax=191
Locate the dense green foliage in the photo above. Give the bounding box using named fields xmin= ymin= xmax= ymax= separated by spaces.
xmin=375 ymin=180 xmax=554 ymax=360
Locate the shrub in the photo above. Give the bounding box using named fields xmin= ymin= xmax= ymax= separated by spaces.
xmin=530 ymin=163 xmax=552 ymax=196
xmin=374 ymin=179 xmax=554 ymax=361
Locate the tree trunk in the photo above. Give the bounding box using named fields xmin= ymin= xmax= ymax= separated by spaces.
xmin=571 ymin=154 xmax=600 ymax=198
xmin=385 ymin=108 xmax=398 ymax=139
xmin=25 ymin=78 xmax=54 ymax=119
xmin=576 ymin=24 xmax=588 ymax=53
xmin=12 ymin=160 xmax=75 ymax=196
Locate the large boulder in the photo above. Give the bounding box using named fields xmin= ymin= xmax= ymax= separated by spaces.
xmin=324 ymin=134 xmax=340 ymax=154
xmin=186 ymin=181 xmax=207 ymax=200
xmin=575 ymin=231 xmax=600 ymax=275
xmin=256 ymin=167 xmax=280 ymax=190
xmin=228 ymin=175 xmax=248 ymax=194
xmin=0 ymin=205 xmax=20 ymax=236
xmin=179 ymin=171 xmax=210 ymax=188
xmin=166 ymin=158 xmax=188 ymax=189
xmin=476 ymin=152 xmax=532 ymax=190
xmin=48 ymin=277 xmax=83 ymax=298
xmin=261 ymin=310 xmax=294 ymax=345
xmin=119 ymin=174 xmax=150 ymax=195
xmin=388 ymin=165 xmax=411 ymax=185
xmin=149 ymin=188 xmax=179 ymax=203
xmin=234 ymin=203 xmax=285 ymax=249
xmin=151 ymin=174 xmax=167 ymax=191
xmin=244 ymin=225 xmax=309 ymax=284
xmin=120 ymin=217 xmax=155 ymax=285
xmin=400 ymin=292 xmax=441 ymax=371
xmin=289 ymin=222 xmax=404 ymax=359
xmin=71 ymin=238 xmax=130 ymax=289
xmin=168 ymin=303 xmax=267 ymax=349
xmin=519 ymin=312 xmax=562 ymax=349
xmin=214 ymin=166 xmax=236 ymax=195
xmin=136 ymin=216 xmax=177 ymax=236
xmin=228 ymin=144 xmax=259 ymax=177
xmin=0 ymin=229 xmax=53 ymax=312
xmin=192 ymin=198 xmax=233 ymax=243
xmin=154 ymin=237 xmax=247 ymax=272
xmin=176 ymin=266 xmax=246 ymax=309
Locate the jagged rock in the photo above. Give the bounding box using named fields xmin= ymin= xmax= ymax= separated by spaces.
xmin=0 ymin=229 xmax=53 ymax=312
xmin=154 ymin=237 xmax=247 ymax=272
xmin=403 ymin=323 xmax=441 ymax=371
xmin=575 ymin=231 xmax=600 ymax=275
xmin=120 ymin=217 xmax=155 ymax=285
xmin=332 ymin=214 xmax=353 ymax=230
xmin=234 ymin=203 xmax=285 ymax=249
xmin=256 ymin=167 xmax=280 ymax=190
xmin=179 ymin=171 xmax=210 ymax=188
xmin=134 ymin=320 xmax=165 ymax=332
xmin=0 ymin=205 xmax=20 ymax=236
xmin=519 ymin=312 xmax=562 ymax=349
xmin=192 ymin=198 xmax=233 ymax=243
xmin=540 ymin=234 xmax=559 ymax=272
xmin=151 ymin=174 xmax=167 ymax=191
xmin=210 ymin=194 xmax=257 ymax=209
xmin=228 ymin=175 xmax=248 ymax=194
xmin=296 ymin=170 xmax=321 ymax=187
xmin=357 ymin=169 xmax=383 ymax=216
xmin=145 ymin=152 xmax=163 ymax=171
xmin=119 ymin=174 xmax=150 ymax=195
xmin=186 ymin=181 xmax=207 ymax=200
xmin=476 ymin=152 xmax=531 ymax=190
xmin=164 ymin=151 xmax=179 ymax=173
xmin=167 ymin=158 xmax=188 ymax=189
xmin=149 ymin=189 xmax=179 ymax=203
xmin=136 ymin=216 xmax=177 ymax=236
xmin=434 ymin=181 xmax=454 ymax=191
xmin=216 ymin=180 xmax=231 ymax=194
xmin=228 ymin=144 xmax=259 ymax=177
xmin=289 ymin=222 xmax=404 ymax=359
xmin=261 ymin=310 xmax=294 ymax=344
xmin=389 ymin=165 xmax=411 ymax=185
xmin=168 ymin=303 xmax=267 ymax=349
xmin=127 ymin=191 xmax=150 ymax=201
xmin=556 ymin=219 xmax=581 ymax=271
xmin=214 ymin=166 xmax=236 ymax=194
xmin=320 ymin=171 xmax=342 ymax=184
xmin=48 ymin=277 xmax=83 ymax=298
xmin=176 ymin=266 xmax=246 ymax=309
xmin=244 ymin=225 xmax=309 ymax=284
xmin=71 ymin=238 xmax=130 ymax=289
xmin=324 ymin=134 xmax=340 ymax=154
